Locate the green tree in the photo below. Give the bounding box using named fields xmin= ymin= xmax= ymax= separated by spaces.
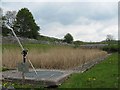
xmin=73 ymin=40 xmax=83 ymax=48
xmin=106 ymin=34 xmax=114 ymax=42
xmin=64 ymin=33 xmax=73 ymax=44
xmin=2 ymin=10 xmax=16 ymax=36
xmin=106 ymin=34 xmax=114 ymax=45
xmin=14 ymin=8 xmax=40 ymax=39
xmin=2 ymin=24 xmax=11 ymax=36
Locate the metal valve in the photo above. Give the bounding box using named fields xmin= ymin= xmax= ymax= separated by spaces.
xmin=22 ymin=49 xmax=28 ymax=63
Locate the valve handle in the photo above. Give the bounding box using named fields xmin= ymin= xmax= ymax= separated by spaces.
xmin=22 ymin=49 xmax=28 ymax=63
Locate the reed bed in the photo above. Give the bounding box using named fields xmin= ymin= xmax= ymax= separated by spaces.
xmin=2 ymin=46 xmax=107 ymax=70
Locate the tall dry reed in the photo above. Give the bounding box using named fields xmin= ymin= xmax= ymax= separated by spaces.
xmin=2 ymin=47 xmax=107 ymax=69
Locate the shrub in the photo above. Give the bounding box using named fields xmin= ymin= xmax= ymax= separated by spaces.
xmin=102 ymin=44 xmax=118 ymax=53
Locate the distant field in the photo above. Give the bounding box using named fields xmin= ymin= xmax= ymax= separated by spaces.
xmin=2 ymin=44 xmax=107 ymax=69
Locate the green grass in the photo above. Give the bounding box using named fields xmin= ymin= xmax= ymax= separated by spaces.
xmin=59 ymin=53 xmax=119 ymax=88
xmin=2 ymin=82 xmax=44 ymax=89
xmin=2 ymin=44 xmax=72 ymax=54
xmin=2 ymin=44 xmax=58 ymax=53
xmin=2 ymin=43 xmax=70 ymax=50
xmin=2 ymin=44 xmax=54 ymax=49
xmin=102 ymin=44 xmax=119 ymax=53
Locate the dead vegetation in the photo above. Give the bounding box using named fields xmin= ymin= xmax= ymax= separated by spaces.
xmin=2 ymin=46 xmax=107 ymax=70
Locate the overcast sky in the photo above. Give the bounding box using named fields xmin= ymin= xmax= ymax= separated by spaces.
xmin=1 ymin=0 xmax=118 ymax=42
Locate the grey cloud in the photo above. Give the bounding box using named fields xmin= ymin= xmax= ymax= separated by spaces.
xmin=3 ymin=2 xmax=117 ymax=25
xmin=2 ymin=2 xmax=118 ymax=41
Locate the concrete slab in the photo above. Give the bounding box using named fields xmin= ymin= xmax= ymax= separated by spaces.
xmin=2 ymin=69 xmax=73 ymax=87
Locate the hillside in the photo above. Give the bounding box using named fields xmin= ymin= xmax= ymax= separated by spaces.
xmin=2 ymin=35 xmax=67 ymax=45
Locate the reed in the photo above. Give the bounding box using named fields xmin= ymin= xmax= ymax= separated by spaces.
xmin=2 ymin=45 xmax=107 ymax=69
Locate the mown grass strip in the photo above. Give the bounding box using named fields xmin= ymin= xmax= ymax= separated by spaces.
xmin=59 ymin=53 xmax=118 ymax=88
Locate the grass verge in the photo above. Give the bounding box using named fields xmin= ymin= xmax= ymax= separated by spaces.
xmin=2 ymin=81 xmax=44 ymax=89
xmin=59 ymin=53 xmax=119 ymax=88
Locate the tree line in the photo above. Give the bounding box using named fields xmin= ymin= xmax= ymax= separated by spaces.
xmin=2 ymin=8 xmax=74 ymax=44
xmin=2 ymin=8 xmax=40 ymax=39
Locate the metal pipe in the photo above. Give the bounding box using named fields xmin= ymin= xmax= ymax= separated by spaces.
xmin=5 ymin=24 xmax=24 ymax=50
xmin=5 ymin=23 xmax=38 ymax=75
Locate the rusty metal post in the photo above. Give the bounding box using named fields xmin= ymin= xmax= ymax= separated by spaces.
xmin=21 ymin=49 xmax=28 ymax=85
xmin=22 ymin=50 xmax=28 ymax=63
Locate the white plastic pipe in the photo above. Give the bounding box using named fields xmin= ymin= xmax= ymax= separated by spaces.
xmin=28 ymin=59 xmax=38 ymax=75
xmin=5 ymin=24 xmax=24 ymax=50
xmin=5 ymin=23 xmax=38 ymax=75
